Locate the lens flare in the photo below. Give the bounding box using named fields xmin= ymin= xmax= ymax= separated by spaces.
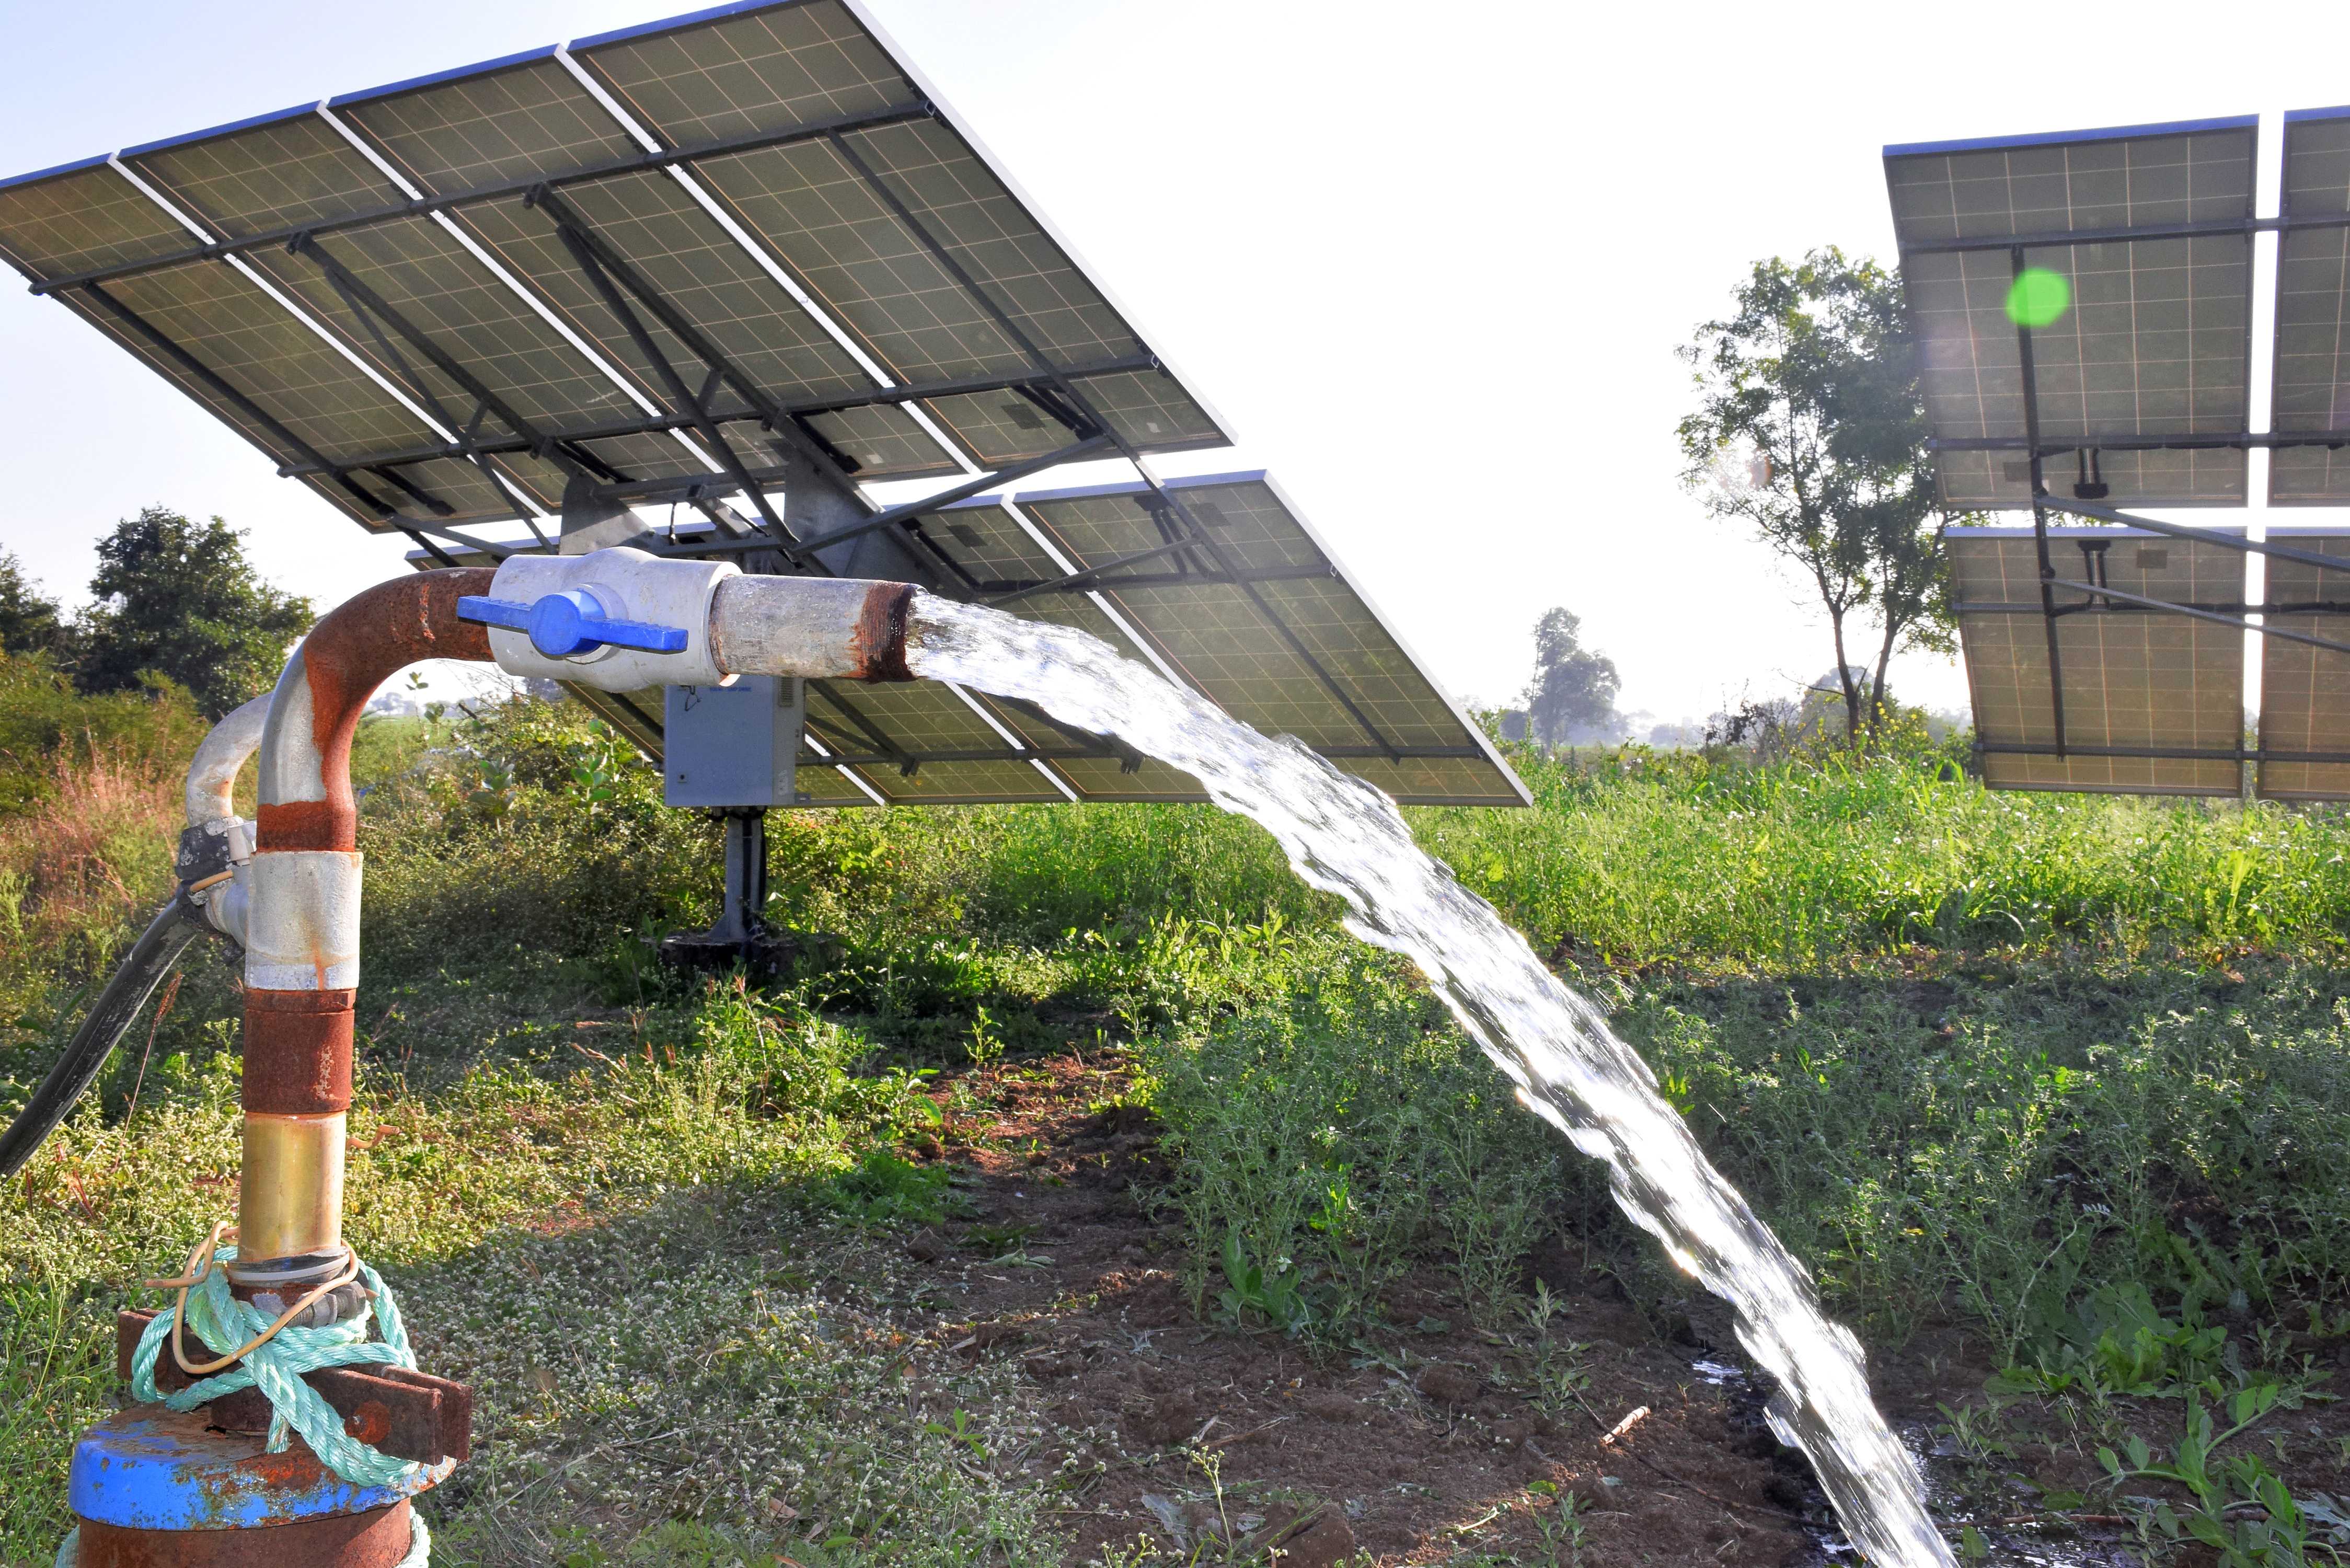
xmin=2005 ymin=268 xmax=2071 ymax=328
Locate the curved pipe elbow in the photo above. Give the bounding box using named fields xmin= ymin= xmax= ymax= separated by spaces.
xmin=256 ymin=569 xmax=498 ymax=854
xmin=708 ymin=575 xmax=916 ymax=683
xmin=185 ymin=693 xmax=275 ymax=829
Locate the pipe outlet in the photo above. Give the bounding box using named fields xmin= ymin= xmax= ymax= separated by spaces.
xmin=709 ymin=574 xmax=916 ymax=682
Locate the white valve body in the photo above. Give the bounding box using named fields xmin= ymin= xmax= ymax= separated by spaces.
xmin=480 ymin=547 xmax=738 ymax=691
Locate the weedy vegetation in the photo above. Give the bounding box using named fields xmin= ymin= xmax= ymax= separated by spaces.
xmin=3 ymin=679 xmax=2350 ymax=1564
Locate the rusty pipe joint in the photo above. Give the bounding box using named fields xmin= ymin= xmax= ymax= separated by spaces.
xmin=470 ymin=546 xmax=917 ymax=689
xmin=231 ymin=570 xmax=496 ymax=1279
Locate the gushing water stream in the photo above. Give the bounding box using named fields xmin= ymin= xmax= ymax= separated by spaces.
xmin=907 ymin=594 xmax=1954 ymax=1568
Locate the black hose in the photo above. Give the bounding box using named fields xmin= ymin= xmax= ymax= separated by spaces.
xmin=0 ymin=894 xmax=210 ymax=1178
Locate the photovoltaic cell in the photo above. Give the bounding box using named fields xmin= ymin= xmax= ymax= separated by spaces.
xmin=1949 ymin=527 xmax=2245 ymax=795
xmin=532 ymin=169 xmax=876 ymax=401
xmin=1885 ymin=120 xmax=2257 ymax=510
xmin=2253 ymin=529 xmax=2350 ymax=799
xmin=243 ymin=216 xmax=655 ymax=431
xmin=576 ymin=1 xmax=916 ymax=145
xmin=0 ymin=162 xmax=200 ymax=280
xmin=97 ymin=259 xmax=440 ymax=464
xmin=123 ymin=113 xmax=404 ymax=239
xmin=336 ymin=57 xmax=642 ymax=193
xmin=2270 ymin=108 xmax=2350 ymax=503
xmin=688 ymin=137 xmax=1047 ymax=383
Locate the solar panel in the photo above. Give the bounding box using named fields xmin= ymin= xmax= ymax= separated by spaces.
xmin=1948 ymin=526 xmax=2247 ymax=795
xmin=2254 ymin=528 xmax=2350 ymax=798
xmin=0 ymin=0 xmax=1524 ymax=811
xmin=1884 ymin=119 xmax=2258 ymax=510
xmin=2270 ymin=108 xmax=2350 ymax=503
xmin=0 ymin=0 xmax=1234 ymax=534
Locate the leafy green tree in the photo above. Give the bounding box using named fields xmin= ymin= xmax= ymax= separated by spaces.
xmin=1677 ymin=248 xmax=1949 ymax=743
xmin=76 ymin=508 xmax=312 ymax=718
xmin=0 ymin=551 xmax=64 ymax=658
xmin=1522 ymin=607 xmax=1621 ymax=747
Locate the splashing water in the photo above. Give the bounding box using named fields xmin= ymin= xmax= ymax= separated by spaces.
xmin=906 ymin=594 xmax=1953 ymax=1568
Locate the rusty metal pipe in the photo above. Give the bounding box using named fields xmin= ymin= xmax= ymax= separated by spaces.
xmin=707 ymin=575 xmax=916 ymax=682
xmin=236 ymin=570 xmax=494 ymax=1277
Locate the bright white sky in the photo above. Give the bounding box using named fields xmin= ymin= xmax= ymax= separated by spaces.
xmin=4 ymin=0 xmax=2348 ymax=725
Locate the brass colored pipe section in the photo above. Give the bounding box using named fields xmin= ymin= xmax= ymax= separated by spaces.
xmin=238 ymin=1112 xmax=347 ymax=1262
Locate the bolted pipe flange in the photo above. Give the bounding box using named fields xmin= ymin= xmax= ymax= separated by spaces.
xmin=70 ymin=1405 xmax=451 ymax=1560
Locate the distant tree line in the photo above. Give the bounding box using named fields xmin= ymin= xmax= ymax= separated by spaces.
xmin=0 ymin=508 xmax=312 ymax=719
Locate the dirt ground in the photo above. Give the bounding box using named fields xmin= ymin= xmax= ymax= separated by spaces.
xmin=881 ymin=1051 xmax=1840 ymax=1567
xmin=866 ymin=1044 xmax=2350 ymax=1568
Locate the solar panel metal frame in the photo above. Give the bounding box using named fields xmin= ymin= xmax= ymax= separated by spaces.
xmin=1948 ymin=524 xmax=2252 ymax=796
xmin=2269 ymin=105 xmax=2350 ymax=504
xmin=0 ymin=1 xmax=1525 ymax=811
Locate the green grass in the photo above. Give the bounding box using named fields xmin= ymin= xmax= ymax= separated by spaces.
xmin=6 ymin=693 xmax=2350 ymax=1562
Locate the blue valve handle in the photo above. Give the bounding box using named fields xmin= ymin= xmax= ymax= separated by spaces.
xmin=457 ymin=591 xmax=689 ymax=659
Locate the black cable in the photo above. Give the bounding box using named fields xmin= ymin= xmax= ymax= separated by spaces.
xmin=0 ymin=894 xmax=211 ymax=1178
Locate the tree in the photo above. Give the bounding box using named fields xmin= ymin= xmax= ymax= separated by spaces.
xmin=76 ymin=508 xmax=312 ymax=718
xmin=0 ymin=552 xmax=63 ymax=657
xmin=1522 ymin=607 xmax=1621 ymax=747
xmin=1677 ymin=249 xmax=1949 ymax=743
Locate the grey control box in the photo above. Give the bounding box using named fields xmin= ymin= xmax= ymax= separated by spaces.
xmin=664 ymin=676 xmax=804 ymax=808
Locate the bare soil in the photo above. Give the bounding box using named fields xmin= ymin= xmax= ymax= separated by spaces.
xmin=893 ymin=1051 xmax=1842 ymax=1566
xmin=858 ymin=1041 xmax=2350 ymax=1568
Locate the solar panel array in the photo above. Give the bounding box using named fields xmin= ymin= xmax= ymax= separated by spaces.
xmin=1948 ymin=527 xmax=2249 ymax=795
xmin=1887 ymin=112 xmax=2350 ymax=798
xmin=1885 ymin=120 xmax=2259 ymax=511
xmin=0 ymin=2 xmax=1227 ymax=528
xmin=0 ymin=0 xmax=1524 ymax=809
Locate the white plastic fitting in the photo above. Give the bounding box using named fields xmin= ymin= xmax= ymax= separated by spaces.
xmin=477 ymin=547 xmax=737 ymax=692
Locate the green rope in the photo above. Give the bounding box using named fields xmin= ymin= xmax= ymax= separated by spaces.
xmin=129 ymin=1239 xmax=423 ymax=1490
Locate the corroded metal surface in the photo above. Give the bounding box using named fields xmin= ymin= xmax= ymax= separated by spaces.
xmin=707 ymin=574 xmax=919 ymax=682
xmin=851 ymin=581 xmax=917 ymax=683
xmin=235 ymin=569 xmax=493 ymax=1272
xmin=69 ymin=1407 xmax=450 ymax=1531
xmin=77 ymin=1501 xmax=414 ymax=1568
xmin=241 ymin=990 xmax=356 ymax=1116
xmin=117 ymin=1313 xmax=473 ymax=1465
xmin=256 ymin=569 xmax=494 ymax=854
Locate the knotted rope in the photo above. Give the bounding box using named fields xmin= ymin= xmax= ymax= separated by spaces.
xmin=52 ymin=1225 xmax=441 ymax=1562
xmin=128 ymin=1223 xmax=425 ymax=1487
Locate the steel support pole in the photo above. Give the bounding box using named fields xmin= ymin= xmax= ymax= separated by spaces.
xmin=2012 ymin=245 xmax=2070 ymax=760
